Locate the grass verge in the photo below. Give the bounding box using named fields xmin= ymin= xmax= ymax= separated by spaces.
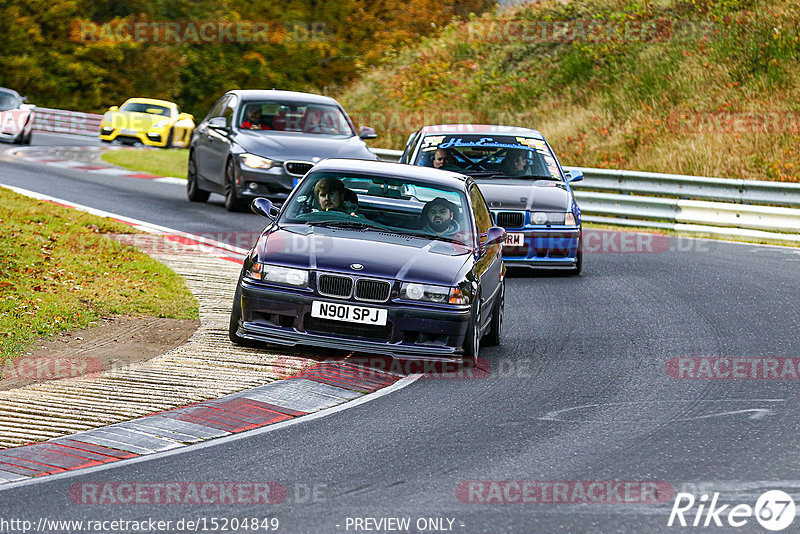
xmin=0 ymin=186 xmax=199 ymax=361
xmin=101 ymin=148 xmax=188 ymax=179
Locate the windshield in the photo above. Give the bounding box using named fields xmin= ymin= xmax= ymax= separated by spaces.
xmin=119 ymin=102 xmax=172 ymax=117
xmin=280 ymin=171 xmax=473 ymax=246
xmin=237 ymin=101 xmax=353 ymax=135
xmin=0 ymin=91 xmax=21 ymax=111
xmin=414 ymin=134 xmax=564 ymax=180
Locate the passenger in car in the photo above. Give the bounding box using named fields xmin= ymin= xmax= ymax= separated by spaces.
xmin=313 ymin=178 xmax=360 ymax=216
xmin=499 ymin=149 xmax=529 ymax=176
xmin=420 ymin=197 xmax=461 ymax=237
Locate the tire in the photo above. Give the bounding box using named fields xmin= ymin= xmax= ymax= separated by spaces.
xmin=224 ymin=158 xmax=246 ymax=212
xmin=186 ymin=152 xmax=210 ymax=203
xmin=164 ymin=128 xmax=173 ymax=148
xmin=462 ymin=295 xmax=481 ymax=364
xmin=229 ymin=281 xmax=259 ymax=347
xmin=483 ymin=282 xmax=504 ymax=347
xmin=570 ymin=229 xmax=583 ymax=276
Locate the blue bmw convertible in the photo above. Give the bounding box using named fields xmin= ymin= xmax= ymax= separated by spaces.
xmin=229 ymin=159 xmax=506 ymax=362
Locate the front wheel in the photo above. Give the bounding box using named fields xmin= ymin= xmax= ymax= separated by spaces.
xmin=570 ymin=230 xmax=583 ymax=276
xmin=229 ymin=282 xmax=258 ymax=347
xmin=483 ymin=283 xmax=504 ymax=347
xmin=187 ymin=152 xmax=210 ymax=203
xmin=164 ymin=128 xmax=173 ymax=148
xmin=462 ymin=297 xmax=481 ymax=364
xmin=224 ymin=158 xmax=247 ymax=212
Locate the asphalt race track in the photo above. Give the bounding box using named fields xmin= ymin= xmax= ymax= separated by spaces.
xmin=0 ymin=134 xmax=798 ymax=533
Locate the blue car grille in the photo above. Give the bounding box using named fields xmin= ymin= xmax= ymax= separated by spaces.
xmin=355 ymin=279 xmax=391 ymax=302
xmin=318 ymin=274 xmax=353 ymax=298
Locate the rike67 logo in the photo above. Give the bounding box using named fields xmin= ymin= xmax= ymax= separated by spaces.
xmin=668 ymin=490 xmax=796 ymax=531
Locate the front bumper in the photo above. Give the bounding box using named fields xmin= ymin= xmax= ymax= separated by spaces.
xmin=233 ymin=161 xmax=310 ymax=203
xmin=99 ymin=126 xmax=170 ymax=147
xmin=501 ymin=228 xmax=581 ymax=268
xmin=236 ymin=280 xmax=472 ymax=361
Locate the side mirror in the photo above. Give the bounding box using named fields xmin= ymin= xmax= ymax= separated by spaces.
xmin=108 ymin=106 xmax=119 ymax=112
xmin=208 ymin=116 xmax=228 ymax=131
xmin=480 ymin=226 xmax=506 ymax=253
xmin=251 ymin=197 xmax=279 ymax=220
xmin=177 ymin=113 xmax=194 ymax=121
xmin=359 ymin=126 xmax=378 ymax=140
xmin=565 ymin=169 xmax=584 ymax=183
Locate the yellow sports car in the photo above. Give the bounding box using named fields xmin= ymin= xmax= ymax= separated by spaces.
xmin=99 ymin=97 xmax=194 ymax=148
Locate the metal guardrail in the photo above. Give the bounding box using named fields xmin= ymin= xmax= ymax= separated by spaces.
xmin=569 ymin=166 xmax=800 ymax=208
xmin=32 ymin=107 xmax=103 ymax=137
xmin=565 ymin=168 xmax=800 ymax=242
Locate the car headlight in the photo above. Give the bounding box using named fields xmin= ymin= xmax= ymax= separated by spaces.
xmin=241 ymin=154 xmax=276 ymax=170
xmin=565 ymin=212 xmax=577 ymax=226
xmin=247 ymin=263 xmax=308 ymax=287
xmin=152 ymin=120 xmax=169 ymax=128
xmin=400 ymin=283 xmax=469 ymax=305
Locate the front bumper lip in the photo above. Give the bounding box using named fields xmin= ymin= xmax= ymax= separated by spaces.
xmin=238 ymin=280 xmax=471 ymax=361
xmin=238 ymin=322 xmax=462 ymax=361
xmin=99 ymin=127 xmax=169 ymax=147
xmin=501 ymin=226 xmax=580 ymax=266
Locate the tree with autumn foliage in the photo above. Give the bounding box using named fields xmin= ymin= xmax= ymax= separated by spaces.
xmin=0 ymin=0 xmax=493 ymax=117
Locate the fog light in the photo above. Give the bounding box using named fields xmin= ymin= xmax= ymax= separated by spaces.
xmin=248 ymin=182 xmax=258 ymax=190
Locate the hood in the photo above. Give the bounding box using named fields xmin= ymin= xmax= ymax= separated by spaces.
xmin=108 ymin=111 xmax=165 ymax=131
xmin=257 ymin=225 xmax=471 ymax=287
xmin=476 ymin=180 xmax=572 ymax=211
xmin=234 ymin=131 xmax=378 ymax=162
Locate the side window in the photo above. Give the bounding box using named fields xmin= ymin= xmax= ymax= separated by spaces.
xmin=469 ymin=185 xmax=492 ymax=234
xmin=222 ymin=96 xmax=238 ymax=127
xmin=204 ymin=95 xmax=229 ymax=122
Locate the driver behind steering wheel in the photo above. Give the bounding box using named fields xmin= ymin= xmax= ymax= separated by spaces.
xmin=313 ymin=178 xmax=360 ymax=216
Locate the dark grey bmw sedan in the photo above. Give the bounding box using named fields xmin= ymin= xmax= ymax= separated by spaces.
xmin=187 ymin=90 xmax=379 ymax=211
xmin=229 ymin=159 xmax=506 ymax=362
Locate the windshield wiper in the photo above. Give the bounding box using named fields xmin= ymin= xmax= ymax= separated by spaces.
xmin=310 ymin=220 xmax=378 ymax=229
xmin=414 ymin=232 xmax=467 ymax=245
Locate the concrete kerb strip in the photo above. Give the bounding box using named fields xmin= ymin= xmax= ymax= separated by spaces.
xmin=0 ymin=184 xmax=419 ymax=484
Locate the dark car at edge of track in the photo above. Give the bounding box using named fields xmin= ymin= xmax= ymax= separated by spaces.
xmin=400 ymin=124 xmax=584 ymax=274
xmin=187 ymin=89 xmax=379 ymax=211
xmin=229 ymin=158 xmax=506 ymax=362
